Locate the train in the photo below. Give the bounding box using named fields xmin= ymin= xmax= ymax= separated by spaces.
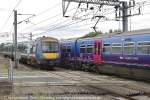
xmin=0 ymin=29 xmax=150 ymax=80
xmin=0 ymin=36 xmax=60 ymax=69
xmin=61 ymin=29 xmax=150 ymax=80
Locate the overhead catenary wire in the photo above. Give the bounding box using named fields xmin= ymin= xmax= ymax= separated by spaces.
xmin=31 ymin=11 xmax=94 ymax=33
xmin=0 ymin=0 xmax=22 ymax=32
xmin=18 ymin=3 xmax=88 ymax=33
xmin=0 ymin=0 xmax=150 ymax=43
xmin=41 ymin=0 xmax=150 ymax=32
xmin=18 ymin=2 xmax=62 ymax=29
xmin=0 ymin=2 xmax=62 ymax=39
xmin=36 ymin=2 xmax=61 ymax=16
xmin=19 ymin=3 xmax=119 ymax=36
xmin=19 ymin=7 xmax=77 ymax=32
xmin=23 ymin=6 xmax=114 ymax=34
xmin=29 ymin=0 xmax=148 ymax=32
xmin=18 ymin=0 xmax=150 ymax=38
xmin=34 ymin=10 xmax=116 ymax=35
xmin=34 ymin=18 xmax=91 ymax=36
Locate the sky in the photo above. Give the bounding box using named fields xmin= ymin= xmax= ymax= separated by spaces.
xmin=0 ymin=0 xmax=150 ymax=43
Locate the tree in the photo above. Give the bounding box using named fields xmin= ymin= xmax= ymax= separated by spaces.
xmin=80 ymin=29 xmax=122 ymax=38
xmin=81 ymin=31 xmax=103 ymax=38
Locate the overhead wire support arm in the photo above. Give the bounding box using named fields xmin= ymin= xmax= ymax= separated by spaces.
xmin=62 ymin=0 xmax=71 ymax=17
xmin=92 ymin=15 xmax=105 ymax=33
xmin=62 ymin=0 xmax=121 ymax=16
xmin=63 ymin=0 xmax=121 ymax=6
xmin=62 ymin=0 xmax=141 ymax=33
xmin=17 ymin=14 xmax=36 ymax=24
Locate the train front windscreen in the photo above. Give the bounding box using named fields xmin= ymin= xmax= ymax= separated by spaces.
xmin=42 ymin=42 xmax=59 ymax=53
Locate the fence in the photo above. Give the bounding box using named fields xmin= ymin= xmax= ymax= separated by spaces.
xmin=0 ymin=58 xmax=13 ymax=96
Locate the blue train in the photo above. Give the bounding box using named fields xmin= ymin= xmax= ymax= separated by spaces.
xmin=61 ymin=29 xmax=150 ymax=80
xmin=0 ymin=29 xmax=150 ymax=80
xmin=0 ymin=36 xmax=60 ymax=69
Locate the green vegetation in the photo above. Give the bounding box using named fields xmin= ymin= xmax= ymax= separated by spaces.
xmin=82 ymin=31 xmax=103 ymax=38
xmin=81 ymin=29 xmax=122 ymax=38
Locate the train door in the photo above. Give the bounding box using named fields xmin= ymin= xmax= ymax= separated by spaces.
xmin=93 ymin=39 xmax=102 ymax=64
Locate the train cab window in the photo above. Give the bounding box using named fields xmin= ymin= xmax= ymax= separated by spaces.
xmin=80 ymin=45 xmax=86 ymax=53
xmin=111 ymin=43 xmax=122 ymax=54
xmin=103 ymin=44 xmax=111 ymax=54
xmin=124 ymin=42 xmax=135 ymax=55
xmin=137 ymin=42 xmax=150 ymax=55
xmin=42 ymin=42 xmax=58 ymax=53
xmin=50 ymin=43 xmax=58 ymax=52
xmin=87 ymin=45 xmax=93 ymax=53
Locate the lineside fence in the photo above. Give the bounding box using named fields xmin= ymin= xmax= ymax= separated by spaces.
xmin=0 ymin=58 xmax=13 ymax=96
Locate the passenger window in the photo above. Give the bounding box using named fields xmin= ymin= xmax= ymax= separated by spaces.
xmin=62 ymin=46 xmax=66 ymax=53
xmin=112 ymin=43 xmax=122 ymax=54
xmin=124 ymin=42 xmax=135 ymax=55
xmin=103 ymin=44 xmax=111 ymax=54
xmin=67 ymin=46 xmax=71 ymax=52
xmin=30 ymin=47 xmax=33 ymax=53
xmin=87 ymin=45 xmax=93 ymax=53
xmin=23 ymin=45 xmax=28 ymax=53
xmin=33 ymin=45 xmax=36 ymax=53
xmin=137 ymin=42 xmax=150 ymax=55
xmin=80 ymin=45 xmax=86 ymax=53
xmin=94 ymin=43 xmax=97 ymax=54
xmin=98 ymin=43 xmax=100 ymax=55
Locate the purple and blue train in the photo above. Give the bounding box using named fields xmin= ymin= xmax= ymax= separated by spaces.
xmin=1 ymin=29 xmax=150 ymax=80
xmin=61 ymin=29 xmax=150 ymax=80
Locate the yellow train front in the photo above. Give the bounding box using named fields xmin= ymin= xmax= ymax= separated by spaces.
xmin=29 ymin=36 xmax=60 ymax=67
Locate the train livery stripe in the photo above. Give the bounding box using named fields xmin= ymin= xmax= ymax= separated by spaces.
xmin=43 ymin=53 xmax=59 ymax=59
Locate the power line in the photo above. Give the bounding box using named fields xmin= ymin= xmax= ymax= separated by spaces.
xmin=36 ymin=2 xmax=61 ymax=16
xmin=19 ymin=5 xmax=80 ymax=32
xmin=25 ymin=6 xmax=105 ymax=33
xmin=18 ymin=2 xmax=62 ymax=29
xmin=30 ymin=6 xmax=117 ymax=35
xmin=49 ymin=1 xmax=150 ymax=33
xmin=35 ymin=18 xmax=94 ymax=36
xmin=0 ymin=0 xmax=22 ymax=32
xmin=30 ymin=18 xmax=74 ymax=32
xmin=41 ymin=10 xmax=116 ymax=33
xmin=19 ymin=0 xmax=150 ymax=38
xmin=31 ymin=11 xmax=93 ymax=33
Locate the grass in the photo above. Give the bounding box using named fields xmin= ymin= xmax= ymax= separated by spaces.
xmin=0 ymin=63 xmax=9 ymax=74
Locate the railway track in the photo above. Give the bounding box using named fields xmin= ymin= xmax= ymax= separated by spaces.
xmin=3 ymin=84 xmax=150 ymax=100
xmin=0 ymin=58 xmax=150 ymax=100
xmin=3 ymin=70 xmax=148 ymax=100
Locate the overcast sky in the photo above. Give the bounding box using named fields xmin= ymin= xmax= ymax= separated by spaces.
xmin=0 ymin=0 xmax=150 ymax=43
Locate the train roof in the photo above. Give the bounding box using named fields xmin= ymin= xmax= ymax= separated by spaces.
xmin=95 ymin=28 xmax=150 ymax=39
xmin=63 ymin=28 xmax=150 ymax=41
xmin=36 ymin=36 xmax=58 ymax=42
